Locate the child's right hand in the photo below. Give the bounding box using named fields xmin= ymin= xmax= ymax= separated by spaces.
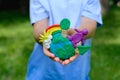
xmin=43 ymin=45 xmax=63 ymax=63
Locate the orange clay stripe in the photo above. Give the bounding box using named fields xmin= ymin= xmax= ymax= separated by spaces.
xmin=46 ymin=24 xmax=60 ymax=32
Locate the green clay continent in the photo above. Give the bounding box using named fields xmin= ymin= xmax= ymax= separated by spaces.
xmin=56 ymin=44 xmax=75 ymax=60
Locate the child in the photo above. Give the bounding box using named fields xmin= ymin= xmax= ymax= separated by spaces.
xmin=26 ymin=0 xmax=102 ymax=80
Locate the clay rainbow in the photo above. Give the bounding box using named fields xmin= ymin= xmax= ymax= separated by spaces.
xmin=39 ymin=24 xmax=62 ymax=43
xmin=46 ymin=24 xmax=61 ymax=35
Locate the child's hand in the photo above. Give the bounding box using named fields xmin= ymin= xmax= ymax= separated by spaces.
xmin=43 ymin=28 xmax=82 ymax=65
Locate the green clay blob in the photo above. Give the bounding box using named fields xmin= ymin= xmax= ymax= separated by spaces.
xmin=64 ymin=44 xmax=75 ymax=58
xmin=55 ymin=48 xmax=67 ymax=60
xmin=60 ymin=18 xmax=70 ymax=30
xmin=56 ymin=44 xmax=75 ymax=60
xmin=77 ymin=46 xmax=91 ymax=55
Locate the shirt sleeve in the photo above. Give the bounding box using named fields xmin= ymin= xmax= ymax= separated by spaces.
xmin=81 ymin=0 xmax=103 ymax=27
xmin=30 ymin=0 xmax=48 ymax=24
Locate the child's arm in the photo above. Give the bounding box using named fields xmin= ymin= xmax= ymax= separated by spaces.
xmin=33 ymin=18 xmax=62 ymax=63
xmin=78 ymin=16 xmax=97 ymax=39
xmin=33 ymin=18 xmax=48 ymax=42
xmin=62 ymin=16 xmax=97 ymax=65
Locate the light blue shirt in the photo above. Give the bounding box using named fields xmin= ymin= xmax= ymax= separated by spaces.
xmin=26 ymin=0 xmax=102 ymax=80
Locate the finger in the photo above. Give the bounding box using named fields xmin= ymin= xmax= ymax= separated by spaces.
xmin=61 ymin=53 xmax=79 ymax=65
xmin=53 ymin=57 xmax=60 ymax=62
xmin=62 ymin=59 xmax=70 ymax=65
xmin=69 ymin=53 xmax=79 ymax=62
xmin=59 ymin=60 xmax=63 ymax=64
xmin=67 ymin=28 xmax=75 ymax=35
xmin=43 ymin=46 xmax=55 ymax=58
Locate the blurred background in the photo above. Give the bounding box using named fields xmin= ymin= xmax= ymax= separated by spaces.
xmin=0 ymin=0 xmax=120 ymax=80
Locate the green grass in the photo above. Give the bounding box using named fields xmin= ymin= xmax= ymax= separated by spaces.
xmin=90 ymin=6 xmax=120 ymax=80
xmin=0 ymin=6 xmax=120 ymax=80
xmin=0 ymin=11 xmax=34 ymax=80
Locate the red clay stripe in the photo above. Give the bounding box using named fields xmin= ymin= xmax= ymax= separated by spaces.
xmin=46 ymin=24 xmax=60 ymax=32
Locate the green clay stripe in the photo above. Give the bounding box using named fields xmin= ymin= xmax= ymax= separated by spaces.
xmin=52 ymin=30 xmax=62 ymax=35
xmin=52 ymin=36 xmax=69 ymax=44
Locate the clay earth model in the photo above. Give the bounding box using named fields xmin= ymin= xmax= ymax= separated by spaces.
xmin=39 ymin=18 xmax=90 ymax=60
